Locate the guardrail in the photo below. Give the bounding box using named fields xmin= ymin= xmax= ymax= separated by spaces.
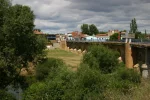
xmin=66 ymin=39 xmax=150 ymax=44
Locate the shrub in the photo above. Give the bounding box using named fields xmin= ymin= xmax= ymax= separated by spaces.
xmin=70 ymin=64 xmax=107 ymax=100
xmin=83 ymin=45 xmax=119 ymax=73
xmin=36 ymin=58 xmax=64 ymax=81
xmin=23 ymin=67 xmax=75 ymax=100
xmin=23 ymin=82 xmax=47 ymax=100
xmin=117 ymin=68 xmax=141 ymax=84
xmin=107 ymin=67 xmax=141 ymax=94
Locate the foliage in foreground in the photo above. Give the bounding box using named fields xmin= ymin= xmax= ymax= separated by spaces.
xmin=23 ymin=61 xmax=107 ymax=100
xmin=23 ymin=45 xmax=141 ymax=100
xmin=23 ymin=59 xmax=74 ymax=100
xmin=0 ymin=0 xmax=46 ymax=90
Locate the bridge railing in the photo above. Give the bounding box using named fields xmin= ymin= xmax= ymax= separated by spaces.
xmin=66 ymin=39 xmax=108 ymax=42
xmin=66 ymin=39 xmax=150 ymax=44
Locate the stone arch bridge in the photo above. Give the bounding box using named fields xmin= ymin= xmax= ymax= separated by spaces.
xmin=64 ymin=40 xmax=150 ymax=70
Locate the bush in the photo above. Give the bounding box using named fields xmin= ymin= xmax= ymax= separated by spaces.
xmin=107 ymin=67 xmax=141 ymax=94
xmin=70 ymin=64 xmax=107 ymax=100
xmin=117 ymin=68 xmax=141 ymax=84
xmin=83 ymin=45 xmax=119 ymax=73
xmin=36 ymin=58 xmax=64 ymax=81
xmin=23 ymin=63 xmax=108 ymax=100
xmin=23 ymin=67 xmax=75 ymax=100
xmin=23 ymin=82 xmax=47 ymax=100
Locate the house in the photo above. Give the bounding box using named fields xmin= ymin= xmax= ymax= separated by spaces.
xmin=33 ymin=29 xmax=43 ymax=35
xmin=120 ymin=32 xmax=135 ymax=39
xmin=107 ymin=30 xmax=119 ymax=36
xmin=45 ymin=34 xmax=56 ymax=41
xmin=84 ymin=36 xmax=98 ymax=41
xmin=66 ymin=33 xmax=73 ymax=40
xmin=79 ymin=33 xmax=88 ymax=40
xmin=96 ymin=34 xmax=109 ymax=41
xmin=71 ymin=31 xmax=80 ymax=40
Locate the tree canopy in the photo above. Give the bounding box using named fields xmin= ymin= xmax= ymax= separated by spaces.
xmin=81 ymin=24 xmax=99 ymax=35
xmin=81 ymin=24 xmax=89 ymax=35
xmin=109 ymin=33 xmax=119 ymax=41
xmin=130 ymin=18 xmax=138 ymax=33
xmin=89 ymin=24 xmax=99 ymax=35
xmin=0 ymin=1 xmax=46 ymax=89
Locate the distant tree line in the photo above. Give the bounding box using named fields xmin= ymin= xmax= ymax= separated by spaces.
xmin=130 ymin=18 xmax=147 ymax=39
xmin=81 ymin=24 xmax=99 ymax=35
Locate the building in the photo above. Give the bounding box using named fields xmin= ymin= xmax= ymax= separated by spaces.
xmin=120 ymin=32 xmax=135 ymax=39
xmin=33 ymin=29 xmax=43 ymax=35
xmin=107 ymin=30 xmax=119 ymax=36
xmin=34 ymin=29 xmax=59 ymax=42
xmin=96 ymin=34 xmax=109 ymax=41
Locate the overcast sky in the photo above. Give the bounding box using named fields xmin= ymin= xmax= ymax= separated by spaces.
xmin=12 ymin=0 xmax=150 ymax=34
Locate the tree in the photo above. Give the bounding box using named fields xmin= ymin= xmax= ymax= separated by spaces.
xmin=130 ymin=18 xmax=138 ymax=33
xmin=89 ymin=24 xmax=99 ymax=35
xmin=0 ymin=4 xmax=46 ymax=89
xmin=81 ymin=24 xmax=89 ymax=35
xmin=0 ymin=0 xmax=11 ymax=48
xmin=144 ymin=29 xmax=147 ymax=39
xmin=81 ymin=24 xmax=99 ymax=35
xmin=145 ymin=29 xmax=147 ymax=35
xmin=99 ymin=31 xmax=107 ymax=34
xmin=109 ymin=33 xmax=119 ymax=41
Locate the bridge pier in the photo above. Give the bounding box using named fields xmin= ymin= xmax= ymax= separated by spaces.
xmin=125 ymin=42 xmax=133 ymax=68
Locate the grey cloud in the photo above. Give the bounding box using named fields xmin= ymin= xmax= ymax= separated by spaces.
xmin=12 ymin=0 xmax=150 ymax=33
xmin=68 ymin=0 xmax=132 ymax=12
xmin=140 ymin=0 xmax=150 ymax=3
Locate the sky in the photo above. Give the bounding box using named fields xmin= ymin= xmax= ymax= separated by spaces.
xmin=12 ymin=0 xmax=150 ymax=34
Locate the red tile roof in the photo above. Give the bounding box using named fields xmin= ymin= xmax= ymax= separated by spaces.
xmin=34 ymin=30 xmax=43 ymax=35
xmin=96 ymin=34 xmax=108 ymax=36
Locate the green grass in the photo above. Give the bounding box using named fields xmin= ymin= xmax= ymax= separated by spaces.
xmin=46 ymin=49 xmax=82 ymax=70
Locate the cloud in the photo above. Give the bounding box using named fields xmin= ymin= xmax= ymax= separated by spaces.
xmin=12 ymin=0 xmax=150 ymax=33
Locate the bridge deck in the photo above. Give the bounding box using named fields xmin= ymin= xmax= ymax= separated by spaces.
xmin=67 ymin=40 xmax=150 ymax=47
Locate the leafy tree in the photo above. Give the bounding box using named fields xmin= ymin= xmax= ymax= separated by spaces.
xmin=89 ymin=24 xmax=99 ymax=35
xmin=81 ymin=24 xmax=99 ymax=35
xmin=130 ymin=18 xmax=138 ymax=33
xmin=144 ymin=29 xmax=147 ymax=39
xmin=120 ymin=30 xmax=127 ymax=32
xmin=145 ymin=29 xmax=147 ymax=35
xmin=0 ymin=0 xmax=11 ymax=49
xmin=0 ymin=4 xmax=46 ymax=89
xmin=99 ymin=31 xmax=107 ymax=34
xmin=81 ymin=24 xmax=89 ymax=35
xmin=109 ymin=33 xmax=119 ymax=41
